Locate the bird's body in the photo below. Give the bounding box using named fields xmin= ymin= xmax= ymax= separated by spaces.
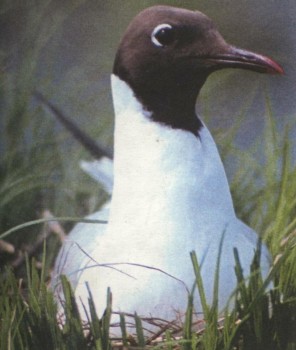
xmin=52 ymin=5 xmax=282 ymax=334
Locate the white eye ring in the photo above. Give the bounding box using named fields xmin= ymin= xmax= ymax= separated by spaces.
xmin=151 ymin=23 xmax=173 ymax=47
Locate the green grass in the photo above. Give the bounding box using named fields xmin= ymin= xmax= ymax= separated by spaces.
xmin=0 ymin=238 xmax=295 ymax=349
xmin=0 ymin=0 xmax=108 ymax=275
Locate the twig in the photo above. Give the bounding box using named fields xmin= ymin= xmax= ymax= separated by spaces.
xmin=0 ymin=240 xmax=15 ymax=254
xmin=10 ymin=209 xmax=65 ymax=269
xmin=34 ymin=91 xmax=113 ymax=159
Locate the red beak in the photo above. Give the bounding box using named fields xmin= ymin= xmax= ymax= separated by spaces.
xmin=202 ymin=46 xmax=284 ymax=75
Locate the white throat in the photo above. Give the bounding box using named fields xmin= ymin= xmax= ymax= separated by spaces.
xmin=108 ymin=74 xmax=235 ymax=264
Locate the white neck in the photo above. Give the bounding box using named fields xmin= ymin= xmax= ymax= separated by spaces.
xmin=108 ymin=74 xmax=235 ymax=256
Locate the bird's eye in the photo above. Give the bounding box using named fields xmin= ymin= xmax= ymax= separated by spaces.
xmin=151 ymin=24 xmax=175 ymax=47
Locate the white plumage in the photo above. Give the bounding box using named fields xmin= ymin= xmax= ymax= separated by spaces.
xmin=52 ymin=4 xmax=283 ymax=335
xmin=53 ymin=76 xmax=271 ymax=331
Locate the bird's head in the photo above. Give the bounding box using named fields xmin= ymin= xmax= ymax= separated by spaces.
xmin=113 ymin=6 xmax=283 ymax=132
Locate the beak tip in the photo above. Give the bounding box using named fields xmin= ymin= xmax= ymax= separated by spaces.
xmin=267 ymin=60 xmax=284 ymax=75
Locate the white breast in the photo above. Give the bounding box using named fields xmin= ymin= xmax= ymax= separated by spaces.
xmin=57 ymin=75 xmax=271 ymax=333
xmin=107 ymin=75 xmax=236 ymax=263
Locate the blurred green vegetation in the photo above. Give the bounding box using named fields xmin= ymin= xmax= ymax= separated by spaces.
xmin=0 ymin=1 xmax=110 ymax=271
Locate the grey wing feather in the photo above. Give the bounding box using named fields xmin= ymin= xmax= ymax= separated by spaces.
xmin=52 ymin=208 xmax=109 ymax=298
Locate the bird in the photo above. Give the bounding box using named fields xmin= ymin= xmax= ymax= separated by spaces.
xmin=52 ymin=5 xmax=283 ymax=335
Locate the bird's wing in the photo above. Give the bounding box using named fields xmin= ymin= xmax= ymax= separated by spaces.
xmin=51 ymin=208 xmax=109 ymax=297
xmin=80 ymin=158 xmax=114 ymax=195
xmin=216 ymin=218 xmax=272 ymax=285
